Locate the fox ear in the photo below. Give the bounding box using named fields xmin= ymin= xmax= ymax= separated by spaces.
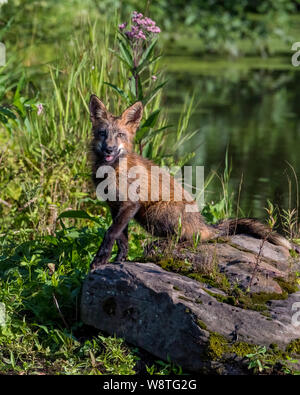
xmin=121 ymin=102 xmax=143 ymax=129
xmin=89 ymin=95 xmax=108 ymax=124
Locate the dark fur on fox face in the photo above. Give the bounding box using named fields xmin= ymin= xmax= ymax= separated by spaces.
xmin=89 ymin=95 xmax=143 ymax=165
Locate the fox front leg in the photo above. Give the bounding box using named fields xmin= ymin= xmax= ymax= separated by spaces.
xmin=90 ymin=205 xmax=139 ymax=270
xmin=115 ymin=226 xmax=128 ymax=262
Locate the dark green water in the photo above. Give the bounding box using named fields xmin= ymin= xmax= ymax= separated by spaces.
xmin=164 ymin=55 xmax=300 ymax=220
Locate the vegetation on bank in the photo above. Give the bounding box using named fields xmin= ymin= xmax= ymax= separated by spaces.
xmin=0 ymin=0 xmax=300 ymax=375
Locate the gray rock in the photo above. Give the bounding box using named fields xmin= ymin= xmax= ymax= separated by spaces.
xmin=81 ymin=235 xmax=300 ymax=374
xmin=230 ymin=234 xmax=291 ymax=264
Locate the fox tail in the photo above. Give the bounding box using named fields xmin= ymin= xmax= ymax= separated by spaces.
xmin=215 ymin=218 xmax=293 ymax=251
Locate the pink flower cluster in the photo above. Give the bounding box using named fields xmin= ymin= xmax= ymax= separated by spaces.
xmin=120 ymin=11 xmax=161 ymax=41
xmin=37 ymin=103 xmax=43 ymax=116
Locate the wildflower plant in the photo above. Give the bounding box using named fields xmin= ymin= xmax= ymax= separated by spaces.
xmin=107 ymin=11 xmax=167 ymax=155
xmin=118 ymin=11 xmax=161 ymax=101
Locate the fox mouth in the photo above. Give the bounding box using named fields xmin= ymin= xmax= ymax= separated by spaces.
xmin=103 ymin=150 xmax=121 ymax=163
xmin=104 ymin=154 xmax=115 ymax=162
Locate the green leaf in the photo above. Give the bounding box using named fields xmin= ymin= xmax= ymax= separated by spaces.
xmin=137 ymin=76 xmax=143 ymax=101
xmin=129 ymin=75 xmax=143 ymax=101
xmin=140 ymin=125 xmax=171 ymax=143
xmin=104 ymin=82 xmax=129 ymax=101
xmin=141 ymin=109 xmax=160 ymax=128
xmin=137 ymin=38 xmax=158 ymax=72
xmin=0 ymin=16 xmax=14 ymax=41
xmin=142 ymin=141 xmax=153 ymax=158
xmin=6 ymin=181 xmax=22 ymax=201
xmin=109 ymin=50 xmax=132 ymax=71
xmin=135 ymin=110 xmax=161 ymax=142
xmin=0 ymin=113 xmax=8 ymax=124
xmin=129 ymin=77 xmax=137 ymax=99
xmin=65 ymin=231 xmax=81 ymax=238
xmin=142 ymin=81 xmax=167 ymax=106
xmin=58 ymin=210 xmax=100 ymax=224
xmin=117 ymin=38 xmax=134 ymax=69
xmin=257 ymin=360 xmax=263 ymax=372
xmin=0 ymin=106 xmax=16 ymax=120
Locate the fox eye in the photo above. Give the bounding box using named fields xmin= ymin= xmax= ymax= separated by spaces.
xmin=98 ymin=129 xmax=106 ymax=137
xmin=118 ymin=132 xmax=126 ymax=138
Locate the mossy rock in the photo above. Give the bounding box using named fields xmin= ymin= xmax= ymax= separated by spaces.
xmin=207 ymin=332 xmax=257 ymax=360
xmin=286 ymin=339 xmax=300 ymax=355
xmin=143 ymin=235 xmax=300 ymax=315
xmin=83 ymin=235 xmax=300 ymax=374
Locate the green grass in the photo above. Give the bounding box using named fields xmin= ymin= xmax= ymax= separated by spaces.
xmin=0 ymin=224 xmax=135 ymax=374
xmin=0 ymin=223 xmax=184 ymax=374
xmin=0 ymin=6 xmax=197 ymax=374
xmin=1 ymin=1 xmax=300 ymax=375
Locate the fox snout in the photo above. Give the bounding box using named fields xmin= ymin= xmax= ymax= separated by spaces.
xmin=95 ymin=141 xmax=119 ymax=162
xmin=102 ymin=143 xmax=119 ymax=162
xmin=104 ymin=145 xmax=118 ymax=154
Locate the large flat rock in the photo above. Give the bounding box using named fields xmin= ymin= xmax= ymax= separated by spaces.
xmin=81 ymin=247 xmax=300 ymax=373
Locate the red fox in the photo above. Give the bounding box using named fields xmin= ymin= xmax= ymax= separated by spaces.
xmin=89 ymin=94 xmax=299 ymax=270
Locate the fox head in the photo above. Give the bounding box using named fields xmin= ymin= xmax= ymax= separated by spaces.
xmin=89 ymin=95 xmax=143 ymax=164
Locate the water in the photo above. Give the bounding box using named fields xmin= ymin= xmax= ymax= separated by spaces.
xmin=22 ymin=45 xmax=300 ymax=221
xmin=164 ymin=55 xmax=300 ymax=220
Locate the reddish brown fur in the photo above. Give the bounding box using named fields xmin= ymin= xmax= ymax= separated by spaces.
xmin=88 ymin=95 xmax=296 ymax=269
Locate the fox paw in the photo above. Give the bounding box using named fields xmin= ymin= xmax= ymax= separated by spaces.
xmin=115 ymin=253 xmax=127 ymax=263
xmin=90 ymin=255 xmax=108 ymax=270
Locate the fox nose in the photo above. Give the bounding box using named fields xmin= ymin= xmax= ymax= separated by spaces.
xmin=105 ymin=146 xmax=117 ymax=153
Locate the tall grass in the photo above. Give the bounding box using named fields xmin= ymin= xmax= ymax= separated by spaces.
xmin=0 ymin=16 xmax=199 ymax=236
xmin=1 ymin=3 xmax=299 ymax=376
xmin=0 ymin=13 xmax=198 ymax=374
